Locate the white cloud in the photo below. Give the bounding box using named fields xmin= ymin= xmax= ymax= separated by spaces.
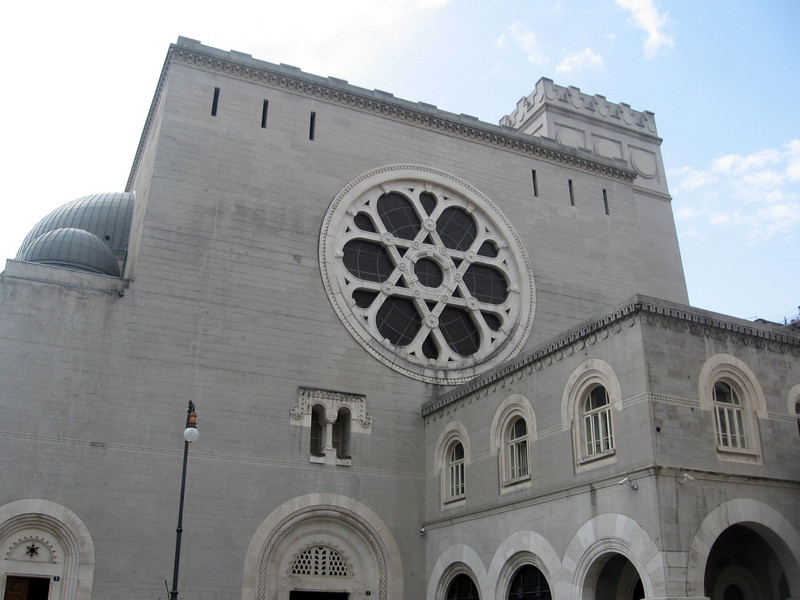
xmin=669 ymin=167 xmax=718 ymax=193
xmin=712 ymin=148 xmax=781 ymax=174
xmin=503 ymin=22 xmax=549 ymax=65
xmin=556 ymin=48 xmax=603 ymax=73
xmin=670 ymin=141 xmax=800 ymax=244
xmin=784 ymin=139 xmax=800 ymax=182
xmin=615 ymin=0 xmax=674 ymax=59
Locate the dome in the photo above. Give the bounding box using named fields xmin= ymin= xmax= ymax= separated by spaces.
xmin=16 ymin=192 xmax=134 ymax=276
xmin=18 ymin=228 xmax=121 ymax=276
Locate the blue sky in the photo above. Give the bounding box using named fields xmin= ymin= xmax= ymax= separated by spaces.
xmin=1 ymin=0 xmax=798 ymax=322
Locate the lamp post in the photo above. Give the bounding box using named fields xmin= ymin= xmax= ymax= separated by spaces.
xmin=170 ymin=401 xmax=199 ymax=600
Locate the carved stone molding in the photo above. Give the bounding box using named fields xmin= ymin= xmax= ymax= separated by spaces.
xmin=127 ymin=42 xmax=636 ymax=191
xmin=258 ymin=508 xmax=387 ymax=600
xmin=423 ymin=296 xmax=800 ymax=421
xmin=292 ymin=387 xmax=372 ymax=430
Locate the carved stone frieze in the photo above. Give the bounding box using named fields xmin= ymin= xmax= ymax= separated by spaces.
xmin=127 ymin=44 xmax=636 ymax=192
xmin=292 ymin=387 xmax=372 ymax=429
xmin=422 ymin=297 xmax=800 ymax=421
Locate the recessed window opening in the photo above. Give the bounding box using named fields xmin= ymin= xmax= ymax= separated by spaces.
xmin=261 ymin=99 xmax=269 ymax=128
xmin=795 ymin=400 xmax=800 ymax=436
xmin=603 ymin=189 xmax=609 ymax=215
xmin=332 ymin=407 xmax=351 ymax=458
xmin=531 ymin=170 xmax=539 ymax=197
xmin=447 ymin=574 xmax=480 ymax=600
xmin=568 ymin=180 xmax=575 ymax=206
xmin=713 ymin=381 xmax=747 ymax=449
xmin=309 ymin=111 xmax=316 ymax=140
xmin=310 ymin=404 xmax=325 ymax=457
xmin=507 ymin=417 xmax=529 ymax=481
xmin=211 ymin=87 xmax=220 ymax=116
xmin=447 ymin=441 xmax=465 ymax=499
xmin=583 ymin=385 xmax=613 ymax=456
xmin=508 ymin=565 xmax=552 ymax=600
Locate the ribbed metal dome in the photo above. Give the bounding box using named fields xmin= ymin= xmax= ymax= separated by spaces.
xmin=18 ymin=228 xmax=121 ymax=276
xmin=16 ymin=192 xmax=134 ymax=277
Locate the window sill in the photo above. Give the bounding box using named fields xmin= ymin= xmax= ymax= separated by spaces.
xmin=575 ymin=448 xmax=617 ymax=473
xmin=500 ymin=475 xmax=531 ymax=495
xmin=578 ymin=448 xmax=616 ymax=465
xmin=716 ymin=445 xmax=761 ymax=464
xmin=442 ymin=496 xmax=466 ymax=510
xmin=310 ymin=454 xmax=352 ymax=467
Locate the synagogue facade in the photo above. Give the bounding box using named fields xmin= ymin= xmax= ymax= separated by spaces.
xmin=1 ymin=37 xmax=798 ymax=600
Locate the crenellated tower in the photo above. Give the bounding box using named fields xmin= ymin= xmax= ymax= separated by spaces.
xmin=500 ymin=77 xmax=668 ymax=197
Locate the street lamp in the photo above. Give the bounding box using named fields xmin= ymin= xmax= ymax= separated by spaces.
xmin=169 ymin=401 xmax=198 ymax=600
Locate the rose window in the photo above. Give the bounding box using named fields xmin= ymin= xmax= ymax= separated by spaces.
xmin=320 ymin=165 xmax=535 ymax=384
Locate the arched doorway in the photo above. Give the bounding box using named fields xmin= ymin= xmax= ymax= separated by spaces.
xmin=242 ymin=494 xmax=403 ymax=600
xmin=0 ymin=499 xmax=95 ymax=600
xmin=584 ymin=553 xmax=643 ymax=600
xmin=705 ymin=525 xmax=791 ymax=600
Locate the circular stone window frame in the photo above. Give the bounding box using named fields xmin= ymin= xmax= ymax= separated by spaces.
xmin=320 ymin=165 xmax=535 ymax=384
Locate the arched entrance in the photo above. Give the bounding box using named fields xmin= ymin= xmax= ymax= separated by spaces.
xmin=0 ymin=499 xmax=95 ymax=600
xmin=705 ymin=525 xmax=791 ymax=600
xmin=242 ymin=494 xmax=402 ymax=600
xmin=583 ymin=553 xmax=643 ymax=600
xmin=686 ymin=499 xmax=800 ymax=600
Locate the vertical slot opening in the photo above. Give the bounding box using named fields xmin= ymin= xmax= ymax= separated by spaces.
xmin=261 ymin=100 xmax=269 ymax=129
xmin=309 ymin=111 xmax=316 ymax=140
xmin=603 ymin=189 xmax=609 ymax=215
xmin=531 ymin=170 xmax=538 ymax=197
xmin=568 ymin=180 xmax=575 ymax=206
xmin=211 ymin=87 xmax=220 ymax=117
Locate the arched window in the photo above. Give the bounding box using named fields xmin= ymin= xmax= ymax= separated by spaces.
xmin=795 ymin=400 xmax=800 ymax=436
xmin=713 ymin=381 xmax=747 ymax=449
xmin=332 ymin=407 xmax=351 ymax=459
xmin=508 ymin=565 xmax=551 ymax=600
xmin=447 ymin=573 xmax=479 ymax=600
xmin=507 ymin=418 xmax=529 ymax=482
xmin=698 ymin=354 xmax=765 ymax=462
xmin=448 ymin=442 xmax=466 ymax=500
xmin=583 ymin=386 xmax=613 ymax=456
xmin=310 ymin=404 xmax=325 ymax=457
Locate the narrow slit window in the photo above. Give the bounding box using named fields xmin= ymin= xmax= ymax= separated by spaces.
xmin=603 ymin=189 xmax=609 ymax=215
xmin=211 ymin=87 xmax=220 ymax=117
xmin=309 ymin=111 xmax=316 ymax=140
xmin=261 ymin=100 xmax=269 ymax=129
xmin=531 ymin=170 xmax=538 ymax=197
xmin=568 ymin=180 xmax=575 ymax=206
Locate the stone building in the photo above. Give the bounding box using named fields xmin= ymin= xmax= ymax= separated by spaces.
xmin=1 ymin=37 xmax=798 ymax=600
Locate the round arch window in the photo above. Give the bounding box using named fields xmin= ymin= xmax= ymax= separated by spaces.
xmin=320 ymin=165 xmax=535 ymax=384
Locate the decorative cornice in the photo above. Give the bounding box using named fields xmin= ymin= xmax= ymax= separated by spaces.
xmin=422 ymin=295 xmax=800 ymax=420
xmin=127 ymin=41 xmax=636 ymax=191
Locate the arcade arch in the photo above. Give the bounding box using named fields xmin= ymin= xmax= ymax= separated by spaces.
xmin=242 ymin=494 xmax=402 ymax=600
xmin=686 ymin=499 xmax=800 ymax=600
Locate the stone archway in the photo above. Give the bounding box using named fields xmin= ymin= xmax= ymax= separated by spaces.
xmin=686 ymin=499 xmax=800 ymax=600
xmin=562 ymin=513 xmax=665 ymax=600
xmin=0 ymin=499 xmax=95 ymax=600
xmin=242 ymin=494 xmax=402 ymax=600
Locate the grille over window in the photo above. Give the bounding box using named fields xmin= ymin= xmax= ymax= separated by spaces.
xmin=290 ymin=545 xmax=350 ymax=577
